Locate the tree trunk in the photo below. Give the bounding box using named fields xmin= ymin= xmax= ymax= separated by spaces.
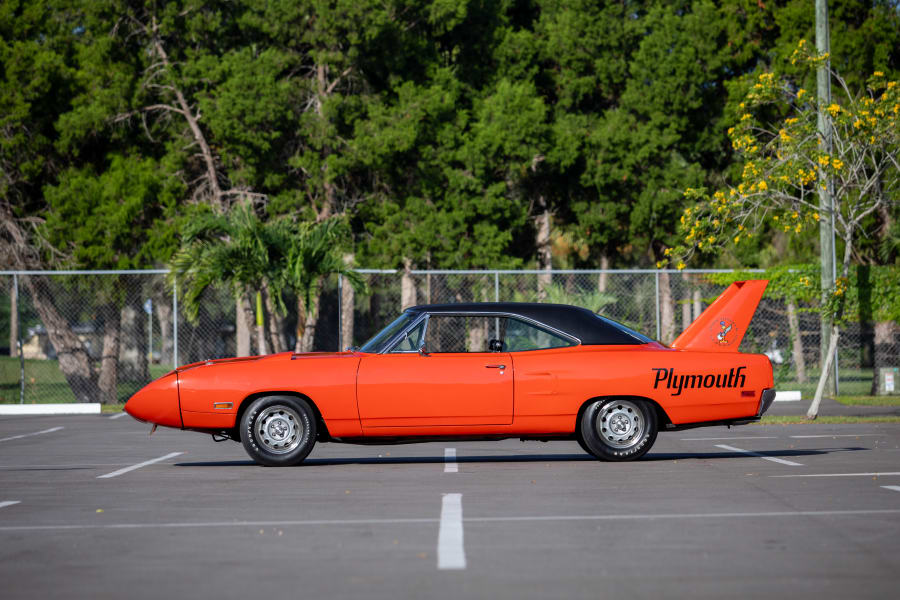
xmin=155 ymin=296 xmax=173 ymax=366
xmin=263 ymin=283 xmax=288 ymax=353
xmin=597 ymin=254 xmax=609 ymax=293
xmin=22 ymin=275 xmax=100 ymax=403
xmin=467 ymin=289 xmax=490 ymax=351
xmin=787 ymin=300 xmax=808 ymax=384
xmin=254 ymin=291 xmax=268 ymax=355
xmin=401 ymin=258 xmax=416 ymax=311
xmin=681 ymin=273 xmax=692 ymax=330
xmin=9 ymin=277 xmax=17 ymax=357
xmin=341 ymin=254 xmax=355 ymax=350
xmin=692 ymin=289 xmax=702 ymax=320
xmin=119 ymin=297 xmax=149 ymax=384
xmin=236 ymin=294 xmax=252 ymax=356
xmin=658 ymin=271 xmax=676 ymax=344
xmin=807 ymin=323 xmax=839 ymax=419
xmin=297 ymin=287 xmax=321 ymax=353
xmin=872 ymin=321 xmax=900 ymax=395
xmin=808 ymin=230 xmax=855 ymax=418
xmin=97 ymin=303 xmax=121 ymax=405
xmin=535 ymin=195 xmax=551 ymax=300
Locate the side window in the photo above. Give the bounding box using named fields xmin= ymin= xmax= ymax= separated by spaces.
xmin=504 ymin=318 xmax=575 ymax=351
xmin=424 ymin=315 xmax=506 ymax=353
xmin=389 ymin=320 xmax=425 ymax=353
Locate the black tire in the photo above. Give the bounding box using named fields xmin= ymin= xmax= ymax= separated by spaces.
xmin=579 ymin=398 xmax=657 ymax=461
xmin=575 ymin=432 xmax=592 ymax=455
xmin=240 ymin=395 xmax=317 ymax=466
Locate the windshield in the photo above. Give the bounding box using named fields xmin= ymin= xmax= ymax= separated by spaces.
xmin=359 ymin=312 xmax=417 ymax=353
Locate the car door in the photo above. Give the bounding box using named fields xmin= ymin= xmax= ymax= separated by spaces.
xmin=357 ymin=314 xmax=513 ymax=428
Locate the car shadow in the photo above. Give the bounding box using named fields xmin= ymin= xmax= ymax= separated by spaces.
xmin=174 ymin=446 xmax=868 ymax=468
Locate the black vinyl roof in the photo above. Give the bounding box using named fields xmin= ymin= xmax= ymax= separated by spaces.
xmin=407 ymin=302 xmax=653 ymax=345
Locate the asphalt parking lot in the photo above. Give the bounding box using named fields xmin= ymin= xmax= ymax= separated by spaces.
xmin=1 ymin=414 xmax=899 ymax=599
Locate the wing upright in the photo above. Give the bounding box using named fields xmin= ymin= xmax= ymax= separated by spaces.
xmin=669 ymin=280 xmax=769 ymax=352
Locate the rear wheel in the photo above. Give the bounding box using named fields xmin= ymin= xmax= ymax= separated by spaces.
xmin=240 ymin=395 xmax=317 ymax=466
xmin=579 ymin=398 xmax=657 ymax=461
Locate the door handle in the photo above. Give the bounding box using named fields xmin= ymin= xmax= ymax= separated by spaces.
xmin=485 ymin=364 xmax=506 ymax=369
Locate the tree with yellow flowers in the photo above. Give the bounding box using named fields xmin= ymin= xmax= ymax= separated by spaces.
xmin=668 ymin=40 xmax=900 ymax=418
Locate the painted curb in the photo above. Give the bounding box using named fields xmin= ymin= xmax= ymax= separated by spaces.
xmin=0 ymin=403 xmax=101 ymax=415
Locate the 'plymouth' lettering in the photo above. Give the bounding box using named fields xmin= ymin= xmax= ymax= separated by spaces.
xmin=651 ymin=366 xmax=746 ymax=396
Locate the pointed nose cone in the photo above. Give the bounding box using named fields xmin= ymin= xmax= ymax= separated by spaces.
xmin=125 ymin=372 xmax=183 ymax=428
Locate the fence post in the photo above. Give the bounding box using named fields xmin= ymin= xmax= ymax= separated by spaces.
xmin=14 ymin=273 xmax=24 ymax=404
xmin=655 ymin=271 xmax=661 ymax=341
xmin=337 ymin=273 xmax=343 ymax=351
xmin=172 ymin=280 xmax=179 ymax=369
xmin=494 ymin=271 xmax=499 ymax=302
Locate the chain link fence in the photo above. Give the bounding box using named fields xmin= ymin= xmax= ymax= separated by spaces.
xmin=2 ymin=269 xmax=898 ymax=404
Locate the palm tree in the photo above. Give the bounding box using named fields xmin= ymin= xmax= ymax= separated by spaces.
xmin=286 ymin=219 xmax=365 ymax=352
xmin=170 ymin=202 xmax=364 ymax=356
xmin=169 ymin=202 xmax=289 ymax=355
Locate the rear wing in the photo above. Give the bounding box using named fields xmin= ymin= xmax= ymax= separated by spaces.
xmin=669 ymin=280 xmax=768 ymax=352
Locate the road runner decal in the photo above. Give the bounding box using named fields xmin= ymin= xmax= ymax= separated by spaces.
xmin=652 ymin=366 xmax=746 ymax=396
xmin=712 ymin=317 xmax=738 ymax=346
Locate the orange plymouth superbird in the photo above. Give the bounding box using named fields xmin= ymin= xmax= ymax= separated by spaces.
xmin=126 ymin=280 xmax=774 ymax=466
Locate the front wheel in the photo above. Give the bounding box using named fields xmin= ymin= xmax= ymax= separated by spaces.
xmin=240 ymin=395 xmax=317 ymax=466
xmin=579 ymin=398 xmax=657 ymax=461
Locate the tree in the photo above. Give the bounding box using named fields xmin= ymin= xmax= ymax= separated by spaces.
xmin=285 ymin=219 xmax=365 ymax=352
xmin=671 ymin=44 xmax=900 ymax=417
xmin=169 ymin=202 xmax=290 ymax=354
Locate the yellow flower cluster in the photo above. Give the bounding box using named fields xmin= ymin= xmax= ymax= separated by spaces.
xmin=668 ymin=70 xmax=899 ymax=272
xmin=796 ymin=169 xmax=816 ymax=185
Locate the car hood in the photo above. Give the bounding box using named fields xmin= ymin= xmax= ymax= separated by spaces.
xmin=175 ymin=351 xmax=357 ymax=373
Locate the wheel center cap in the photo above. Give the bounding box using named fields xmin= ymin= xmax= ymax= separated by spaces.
xmin=268 ymin=419 xmax=289 ymax=440
xmin=610 ymin=414 xmax=631 ymax=435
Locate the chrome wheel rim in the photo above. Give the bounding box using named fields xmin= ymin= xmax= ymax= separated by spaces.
xmin=596 ymin=400 xmax=644 ymax=449
xmin=255 ymin=405 xmax=304 ymax=454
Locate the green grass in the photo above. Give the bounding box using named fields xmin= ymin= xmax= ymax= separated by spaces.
xmin=835 ymin=395 xmax=900 ymax=407
xmin=773 ymin=366 xmax=875 ymax=397
xmin=0 ymin=356 xmax=168 ymax=404
xmin=755 ymin=415 xmax=900 ymax=425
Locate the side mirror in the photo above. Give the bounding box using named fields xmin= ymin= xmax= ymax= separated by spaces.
xmin=488 ymin=339 xmax=503 ymax=352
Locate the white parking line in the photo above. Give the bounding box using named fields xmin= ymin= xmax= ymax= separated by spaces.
xmin=0 ymin=463 xmax=126 ymax=469
xmin=463 ymin=509 xmax=900 ymax=523
xmin=0 ymin=501 xmax=21 ymax=510
xmin=3 ymin=508 xmax=900 ymax=533
xmin=681 ymin=436 xmax=777 ymax=441
xmin=0 ymin=426 xmax=64 ymax=443
xmin=437 ymin=493 xmax=466 ymax=570
xmin=770 ymin=472 xmax=900 ymax=478
xmin=108 ymin=412 xmax=128 ymax=420
xmin=788 ymin=434 xmax=883 ymax=438
xmin=444 ymin=448 xmax=458 ymax=473
xmin=96 ymin=452 xmax=183 ymax=479
xmin=882 ymin=486 xmax=900 ymax=493
xmin=714 ymin=444 xmax=804 ymax=466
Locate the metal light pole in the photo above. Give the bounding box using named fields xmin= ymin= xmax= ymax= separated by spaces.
xmin=816 ymin=0 xmax=838 ymax=394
